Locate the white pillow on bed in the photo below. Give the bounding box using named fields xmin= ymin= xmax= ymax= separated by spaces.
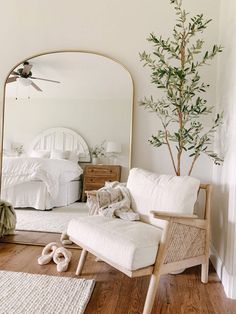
xmin=50 ymin=149 xmax=80 ymax=163
xmin=67 ymin=151 xmax=80 ymax=163
xmin=50 ymin=149 xmax=68 ymax=160
xmin=30 ymin=150 xmax=50 ymax=158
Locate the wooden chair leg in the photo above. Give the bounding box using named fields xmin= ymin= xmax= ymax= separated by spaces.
xmin=201 ymin=259 xmax=209 ymax=283
xmin=143 ymin=273 xmax=161 ymax=314
xmin=76 ymin=249 xmax=88 ymax=275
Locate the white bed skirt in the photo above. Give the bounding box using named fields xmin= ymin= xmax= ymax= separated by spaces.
xmin=1 ymin=180 xmax=81 ymax=210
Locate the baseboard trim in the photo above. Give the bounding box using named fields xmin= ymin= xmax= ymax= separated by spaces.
xmin=210 ymin=244 xmax=236 ymax=299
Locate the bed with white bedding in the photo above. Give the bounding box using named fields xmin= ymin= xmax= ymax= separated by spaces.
xmin=1 ymin=127 xmax=91 ymax=210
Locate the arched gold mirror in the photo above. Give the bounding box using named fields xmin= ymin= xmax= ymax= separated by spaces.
xmin=0 ymin=51 xmax=133 ymax=238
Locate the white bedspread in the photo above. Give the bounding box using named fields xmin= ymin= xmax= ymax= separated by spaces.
xmin=2 ymin=157 xmax=83 ymax=199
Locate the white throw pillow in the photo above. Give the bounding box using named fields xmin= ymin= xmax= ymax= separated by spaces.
xmin=64 ymin=150 xmax=79 ymax=163
xmin=50 ymin=149 xmax=67 ymax=160
xmin=30 ymin=150 xmax=50 ymax=158
xmin=127 ymin=168 xmax=200 ymax=228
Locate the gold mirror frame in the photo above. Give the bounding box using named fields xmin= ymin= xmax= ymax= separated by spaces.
xmin=0 ymin=50 xmax=134 ymax=195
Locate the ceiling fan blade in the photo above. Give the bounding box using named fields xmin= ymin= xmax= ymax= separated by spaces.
xmin=30 ymin=76 xmax=60 ymax=84
xmin=11 ymin=71 xmax=19 ymax=76
xmin=22 ymin=63 xmax=32 ymax=76
xmin=31 ymin=81 xmax=42 ymax=92
xmin=6 ymin=76 xmax=18 ymax=83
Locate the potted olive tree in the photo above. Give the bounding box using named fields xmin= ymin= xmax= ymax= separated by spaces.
xmin=140 ymin=0 xmax=223 ymax=176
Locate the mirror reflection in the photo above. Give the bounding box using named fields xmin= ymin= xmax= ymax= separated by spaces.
xmin=1 ymin=52 xmax=133 ymax=236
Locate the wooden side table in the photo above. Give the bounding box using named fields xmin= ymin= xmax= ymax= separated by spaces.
xmin=82 ymin=164 xmax=121 ymax=201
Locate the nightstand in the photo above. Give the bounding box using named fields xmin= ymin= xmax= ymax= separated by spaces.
xmin=82 ymin=164 xmax=121 ymax=201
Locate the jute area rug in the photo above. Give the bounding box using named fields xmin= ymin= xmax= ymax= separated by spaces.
xmin=0 ymin=270 xmax=95 ymax=314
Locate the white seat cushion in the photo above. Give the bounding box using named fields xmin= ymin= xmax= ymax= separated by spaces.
xmin=67 ymin=215 xmax=162 ymax=271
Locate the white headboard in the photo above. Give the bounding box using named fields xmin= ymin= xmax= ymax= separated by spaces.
xmin=28 ymin=127 xmax=91 ymax=162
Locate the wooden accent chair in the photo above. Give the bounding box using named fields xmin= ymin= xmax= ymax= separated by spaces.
xmin=67 ymin=168 xmax=212 ymax=314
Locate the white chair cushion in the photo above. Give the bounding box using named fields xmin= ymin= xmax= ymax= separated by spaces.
xmin=127 ymin=168 xmax=200 ymax=228
xmin=67 ymin=215 xmax=162 ymax=271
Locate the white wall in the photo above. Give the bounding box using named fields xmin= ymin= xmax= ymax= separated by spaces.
xmin=4 ymin=97 xmax=131 ymax=180
xmin=211 ymin=0 xmax=236 ymax=299
xmin=4 ymin=98 xmax=131 ymax=150
xmin=0 ymin=0 xmax=220 ymax=182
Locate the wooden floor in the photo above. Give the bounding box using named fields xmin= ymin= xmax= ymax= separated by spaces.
xmin=0 ymin=240 xmax=236 ymax=314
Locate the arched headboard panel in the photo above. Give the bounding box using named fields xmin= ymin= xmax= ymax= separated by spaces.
xmin=28 ymin=127 xmax=91 ymax=162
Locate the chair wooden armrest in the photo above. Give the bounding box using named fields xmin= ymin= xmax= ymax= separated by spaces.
xmin=151 ymin=210 xmax=198 ymax=220
xmin=151 ymin=210 xmax=207 ymax=229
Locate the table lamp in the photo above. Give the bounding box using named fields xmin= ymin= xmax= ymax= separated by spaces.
xmin=106 ymin=141 xmax=121 ymax=165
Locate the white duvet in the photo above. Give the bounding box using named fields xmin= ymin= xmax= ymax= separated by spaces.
xmin=2 ymin=157 xmax=83 ymax=199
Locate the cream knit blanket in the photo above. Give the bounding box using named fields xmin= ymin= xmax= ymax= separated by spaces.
xmin=87 ymin=182 xmax=140 ymax=221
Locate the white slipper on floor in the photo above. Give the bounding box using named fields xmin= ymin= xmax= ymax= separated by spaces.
xmin=53 ymin=247 xmax=72 ymax=272
xmin=37 ymin=242 xmax=58 ymax=265
xmin=60 ymin=232 xmax=73 ymax=246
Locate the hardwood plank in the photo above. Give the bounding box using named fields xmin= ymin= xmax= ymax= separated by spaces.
xmin=0 ymin=242 xmax=235 ymax=314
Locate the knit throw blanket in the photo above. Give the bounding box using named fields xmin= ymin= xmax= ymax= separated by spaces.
xmin=87 ymin=182 xmax=140 ymax=221
xmin=0 ymin=200 xmax=16 ymax=237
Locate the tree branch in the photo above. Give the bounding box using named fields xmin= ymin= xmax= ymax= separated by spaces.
xmin=188 ymin=154 xmax=199 ymax=176
xmin=177 ymin=29 xmax=186 ymax=176
xmin=164 ymin=127 xmax=178 ymax=175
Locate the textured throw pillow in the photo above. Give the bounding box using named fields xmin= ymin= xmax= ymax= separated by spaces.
xmin=67 ymin=151 xmax=80 ymax=163
xmin=30 ymin=150 xmax=50 ymax=158
xmin=127 ymin=168 xmax=200 ymax=228
xmin=50 ymin=149 xmax=68 ymax=160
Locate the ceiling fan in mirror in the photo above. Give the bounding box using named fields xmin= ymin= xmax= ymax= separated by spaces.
xmin=6 ymin=61 xmax=61 ymax=92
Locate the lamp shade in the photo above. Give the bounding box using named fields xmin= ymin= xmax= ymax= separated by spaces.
xmin=106 ymin=141 xmax=121 ymax=153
